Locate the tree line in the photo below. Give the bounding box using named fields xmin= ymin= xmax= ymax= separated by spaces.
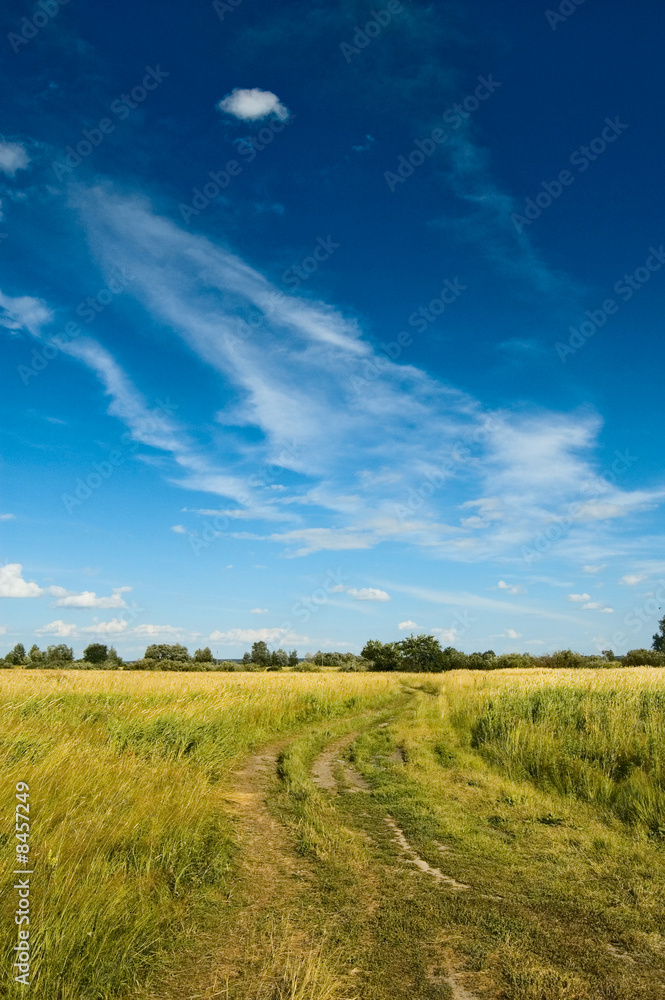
xmin=3 ymin=616 xmax=665 ymax=671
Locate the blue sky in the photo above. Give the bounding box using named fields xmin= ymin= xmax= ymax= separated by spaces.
xmin=1 ymin=0 xmax=664 ymax=658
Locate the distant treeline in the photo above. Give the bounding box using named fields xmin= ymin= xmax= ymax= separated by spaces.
xmin=2 ymin=628 xmax=665 ymax=671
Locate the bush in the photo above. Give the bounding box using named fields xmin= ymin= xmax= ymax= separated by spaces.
xmin=624 ymin=649 xmax=665 ymax=667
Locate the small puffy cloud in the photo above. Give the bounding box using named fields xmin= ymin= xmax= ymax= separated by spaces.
xmin=496 ymin=580 xmax=526 ymax=595
xmin=567 ymin=593 xmax=591 ymax=603
xmin=398 ymin=620 xmax=418 ymax=630
xmin=581 ymin=602 xmax=614 ymax=613
xmin=432 ymin=627 xmax=459 ymax=643
xmin=347 ymin=588 xmax=390 ymax=601
xmin=0 ymin=513 xmax=15 ymax=521
xmin=0 ymin=290 xmax=53 ymax=337
xmin=0 ymin=141 xmax=30 ymax=177
xmin=583 ymin=564 xmax=606 ymax=574
xmin=0 ymin=625 xmax=7 ymax=634
xmin=217 ymin=88 xmax=290 ymax=121
xmin=171 ymin=524 xmax=188 ymax=534
xmin=0 ymin=563 xmax=43 ymax=598
xmin=82 ymin=618 xmax=128 ymax=635
xmin=209 ymin=627 xmax=306 ymax=646
xmin=54 ymin=587 xmax=131 ymax=609
xmin=250 ymin=608 xmax=268 ymax=614
xmin=132 ymin=623 xmax=184 ymax=637
xmin=328 ymin=584 xmax=346 ymax=593
xmin=620 ymin=573 xmax=646 ymax=586
xmin=35 ymin=620 xmax=78 ymax=637
xmin=505 ymin=628 xmax=521 ymax=639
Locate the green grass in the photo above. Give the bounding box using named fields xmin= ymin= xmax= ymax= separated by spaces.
xmin=2 ymin=666 xmax=665 ymax=1000
xmin=0 ymin=670 xmax=399 ymax=1000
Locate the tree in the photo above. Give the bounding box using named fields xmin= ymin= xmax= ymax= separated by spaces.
xmin=271 ymin=649 xmax=288 ymax=668
xmin=242 ymin=651 xmax=252 ymax=666
xmin=106 ymin=646 xmax=122 ymax=665
xmin=45 ymin=644 xmax=74 ymax=664
xmin=288 ymin=649 xmax=299 ymax=666
xmin=398 ymin=634 xmax=443 ymax=672
xmin=28 ymin=644 xmax=44 ymax=665
xmin=360 ymin=640 xmax=402 ymax=671
xmin=83 ymin=643 xmax=108 ymax=664
xmin=652 ymin=615 xmax=665 ymax=652
xmin=5 ymin=643 xmax=27 ymax=665
xmin=193 ymin=647 xmax=213 ymax=662
xmin=250 ymin=641 xmax=271 ymax=667
xmin=144 ymin=643 xmax=190 ymax=662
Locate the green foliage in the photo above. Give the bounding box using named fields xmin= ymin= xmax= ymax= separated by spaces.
xmin=653 ymin=614 xmax=665 ymax=652
xmin=398 ymin=633 xmax=444 ymax=671
xmin=624 ymin=648 xmax=665 ymax=666
xmin=287 ymin=648 xmax=299 ymax=666
xmin=83 ymin=643 xmax=109 ymax=664
xmin=144 ymin=643 xmax=190 ymax=662
xmin=45 ymin=643 xmax=74 ymax=664
xmin=250 ymin=640 xmax=271 ymax=666
xmin=193 ymin=646 xmax=213 ymax=662
xmin=360 ymin=639 xmax=403 ymax=671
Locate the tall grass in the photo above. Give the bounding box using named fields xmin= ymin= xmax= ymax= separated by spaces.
xmin=0 ymin=670 xmax=398 ymax=1000
xmin=443 ymin=667 xmax=665 ymax=835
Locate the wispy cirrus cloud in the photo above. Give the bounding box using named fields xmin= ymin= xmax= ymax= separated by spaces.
xmin=21 ymin=184 xmax=654 ymax=567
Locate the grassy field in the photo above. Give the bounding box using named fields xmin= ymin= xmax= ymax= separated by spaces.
xmin=1 ymin=667 xmax=664 ymax=999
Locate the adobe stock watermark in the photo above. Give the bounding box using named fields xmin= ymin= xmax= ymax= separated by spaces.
xmin=281 ymin=236 xmax=340 ymax=291
xmin=521 ymin=448 xmax=637 ymax=562
xmin=511 ymin=116 xmax=628 ymax=232
xmin=555 ymin=245 xmax=665 ymax=362
xmin=222 ymin=238 xmax=340 ymax=348
xmin=612 ymin=580 xmax=665 ymax=649
xmin=18 ymin=268 xmax=135 ymax=385
xmin=340 ymin=1 xmax=404 ymax=63
xmin=290 ymin=568 xmax=351 ymax=625
xmin=179 ymin=116 xmax=292 ymax=224
xmin=212 ymin=0 xmax=245 ymax=21
xmin=61 ymin=398 xmax=179 ymax=514
xmin=393 ymin=417 xmax=502 ymax=523
xmin=546 ymin=0 xmax=589 ymax=31
xmin=186 ymin=441 xmax=300 ymax=556
xmin=350 ymin=277 xmax=467 ymax=392
xmin=384 ymin=75 xmax=501 ymax=192
xmin=8 ymin=0 xmax=70 ymax=54
xmin=51 ymin=66 xmax=170 ymax=181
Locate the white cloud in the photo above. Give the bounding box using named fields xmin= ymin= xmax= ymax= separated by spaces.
xmin=398 ymin=620 xmax=418 ymax=630
xmin=35 ymin=620 xmax=78 ymax=637
xmin=567 ymin=593 xmax=591 ymax=603
xmin=217 ymin=88 xmax=290 ymax=121
xmin=496 ymin=580 xmax=526 ymax=595
xmin=171 ymin=524 xmax=188 ymax=534
xmin=250 ymin=607 xmax=268 ymax=614
xmin=54 ymin=587 xmax=131 ymax=609
xmin=505 ymin=628 xmax=521 ymax=639
xmin=0 ymin=513 xmax=15 ymax=521
xmin=0 ymin=625 xmax=7 ymax=634
xmin=620 ymin=573 xmax=646 ymax=586
xmin=0 ymin=141 xmax=30 ymax=177
xmin=347 ymin=587 xmax=390 ymax=601
xmin=73 ymin=189 xmax=665 ymax=569
xmin=209 ymin=627 xmax=306 ymax=646
xmin=581 ymin=602 xmax=614 ymax=613
xmin=81 ymin=618 xmax=128 ymax=634
xmin=0 ymin=290 xmax=53 ymax=337
xmin=583 ymin=564 xmax=606 ymax=574
xmin=132 ymin=623 xmax=185 ymax=637
xmin=432 ymin=627 xmax=460 ymax=643
xmin=0 ymin=564 xmax=43 ymax=598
